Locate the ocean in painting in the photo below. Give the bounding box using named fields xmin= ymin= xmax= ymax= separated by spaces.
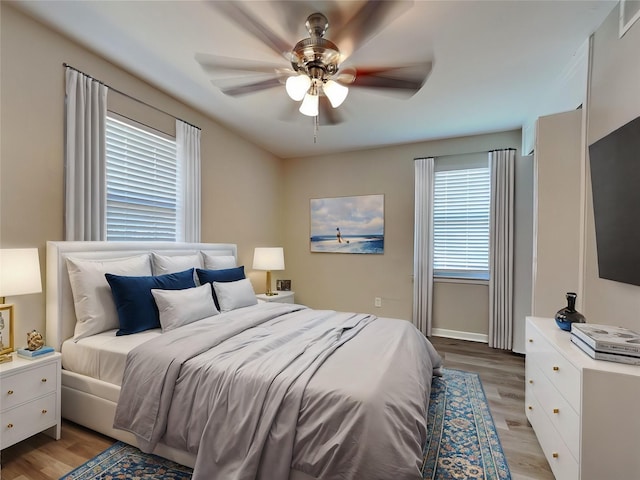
xmin=310 ymin=235 xmax=384 ymax=254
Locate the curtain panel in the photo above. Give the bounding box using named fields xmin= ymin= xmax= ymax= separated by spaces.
xmin=176 ymin=120 xmax=201 ymax=242
xmin=64 ymin=68 xmax=108 ymax=241
xmin=488 ymin=149 xmax=515 ymax=350
xmin=413 ymin=157 xmax=435 ymax=337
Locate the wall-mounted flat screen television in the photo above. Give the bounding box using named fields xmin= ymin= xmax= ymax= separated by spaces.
xmin=588 ymin=115 xmax=640 ymax=287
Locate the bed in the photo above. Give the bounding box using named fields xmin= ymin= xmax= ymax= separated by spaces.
xmin=46 ymin=241 xmax=442 ymax=480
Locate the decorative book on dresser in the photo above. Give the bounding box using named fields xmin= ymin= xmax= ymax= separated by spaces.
xmin=525 ymin=317 xmax=640 ymax=480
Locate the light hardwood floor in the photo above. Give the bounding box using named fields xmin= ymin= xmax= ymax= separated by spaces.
xmin=0 ymin=337 xmax=553 ymax=479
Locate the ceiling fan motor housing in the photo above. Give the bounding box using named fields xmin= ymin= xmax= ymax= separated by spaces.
xmin=290 ymin=13 xmax=341 ymax=81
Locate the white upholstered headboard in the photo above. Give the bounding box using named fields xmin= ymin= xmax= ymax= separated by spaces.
xmin=46 ymin=241 xmax=238 ymax=351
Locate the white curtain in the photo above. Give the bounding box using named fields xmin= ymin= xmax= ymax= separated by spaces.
xmin=64 ymin=67 xmax=108 ymax=241
xmin=488 ymin=149 xmax=515 ymax=350
xmin=413 ymin=157 xmax=435 ymax=337
xmin=176 ymin=120 xmax=201 ymax=242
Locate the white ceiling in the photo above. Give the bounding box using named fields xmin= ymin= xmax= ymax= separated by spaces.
xmin=13 ymin=0 xmax=617 ymax=158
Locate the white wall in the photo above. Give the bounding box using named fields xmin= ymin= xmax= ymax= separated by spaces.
xmin=532 ymin=110 xmax=584 ymax=318
xmin=583 ymin=4 xmax=640 ymax=328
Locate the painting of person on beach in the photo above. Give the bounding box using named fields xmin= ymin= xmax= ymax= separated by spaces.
xmin=310 ymin=195 xmax=384 ymax=254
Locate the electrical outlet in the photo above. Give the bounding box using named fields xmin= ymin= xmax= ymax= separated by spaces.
xmin=374 ymin=297 xmax=382 ymax=307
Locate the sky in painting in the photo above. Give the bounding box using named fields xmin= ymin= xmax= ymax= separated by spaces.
xmin=310 ymin=195 xmax=384 ymax=237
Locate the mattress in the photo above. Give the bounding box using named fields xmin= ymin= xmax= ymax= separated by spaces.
xmin=61 ymin=328 xmax=162 ymax=386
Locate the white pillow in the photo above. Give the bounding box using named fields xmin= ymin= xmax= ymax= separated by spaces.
xmin=213 ymin=279 xmax=258 ymax=312
xmin=67 ymin=254 xmax=151 ymax=340
xmin=202 ymin=253 xmax=237 ymax=270
xmin=151 ymin=283 xmax=218 ymax=332
xmin=152 ymin=252 xmax=202 ymax=275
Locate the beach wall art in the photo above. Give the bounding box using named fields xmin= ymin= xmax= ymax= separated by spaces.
xmin=310 ymin=194 xmax=384 ymax=254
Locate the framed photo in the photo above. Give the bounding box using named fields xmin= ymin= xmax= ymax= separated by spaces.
xmin=0 ymin=304 xmax=15 ymax=358
xmin=310 ymin=194 xmax=384 ymax=254
xmin=277 ymin=279 xmax=292 ymax=291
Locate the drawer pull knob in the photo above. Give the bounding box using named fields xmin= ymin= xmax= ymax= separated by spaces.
xmin=528 ymin=405 xmax=533 ymax=410
xmin=42 ymin=409 xmax=48 ymax=414
xmin=528 ymin=338 xmax=533 ymax=343
xmin=7 ymin=423 xmax=13 ymax=429
xmin=7 ymin=390 xmax=13 ymax=395
xmin=41 ymin=378 xmax=47 ymax=383
xmin=552 ymin=452 xmax=559 ymax=458
xmin=553 ymin=408 xmax=560 ymax=414
xmin=529 ymin=379 xmax=533 ymax=384
xmin=552 ymin=366 xmax=559 ymax=371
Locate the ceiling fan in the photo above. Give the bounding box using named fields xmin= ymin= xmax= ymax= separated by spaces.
xmin=196 ymin=1 xmax=432 ymax=124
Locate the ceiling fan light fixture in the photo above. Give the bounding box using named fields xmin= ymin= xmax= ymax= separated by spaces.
xmin=286 ymin=74 xmax=311 ymax=101
xmin=299 ymin=92 xmax=319 ymax=117
xmin=323 ymin=79 xmax=349 ymax=108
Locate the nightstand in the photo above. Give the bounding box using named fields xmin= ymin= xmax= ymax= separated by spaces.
xmin=0 ymin=352 xmax=61 ymax=449
xmin=256 ymin=291 xmax=295 ymax=304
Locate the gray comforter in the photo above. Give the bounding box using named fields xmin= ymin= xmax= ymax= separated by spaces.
xmin=114 ymin=303 xmax=442 ymax=480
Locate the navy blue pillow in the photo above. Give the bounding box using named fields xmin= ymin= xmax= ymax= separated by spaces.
xmin=106 ymin=268 xmax=196 ymax=336
xmin=196 ymin=266 xmax=245 ymax=308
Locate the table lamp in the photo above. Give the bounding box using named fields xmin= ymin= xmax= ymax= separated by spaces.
xmin=0 ymin=248 xmax=42 ymax=362
xmin=253 ymin=247 xmax=285 ymax=296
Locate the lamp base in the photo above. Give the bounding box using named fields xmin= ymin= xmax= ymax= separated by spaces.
xmin=0 ymin=353 xmax=13 ymax=363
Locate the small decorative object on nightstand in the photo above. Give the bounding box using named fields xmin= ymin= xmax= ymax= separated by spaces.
xmin=0 ymin=352 xmax=61 ymax=449
xmin=554 ymin=292 xmax=586 ymax=331
xmin=256 ymin=291 xmax=295 ymax=304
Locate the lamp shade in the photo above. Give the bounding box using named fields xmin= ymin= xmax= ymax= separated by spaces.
xmin=299 ymin=93 xmax=319 ymax=117
xmin=0 ymin=248 xmax=42 ymax=298
xmin=286 ymin=74 xmax=311 ymax=101
xmin=323 ymin=79 xmax=349 ymax=108
xmin=253 ymin=247 xmax=285 ymax=271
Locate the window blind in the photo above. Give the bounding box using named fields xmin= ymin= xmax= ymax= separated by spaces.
xmin=433 ymin=166 xmax=490 ymax=279
xmin=106 ymin=116 xmax=178 ymax=241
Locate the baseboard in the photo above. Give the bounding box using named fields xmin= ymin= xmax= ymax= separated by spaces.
xmin=431 ymin=328 xmax=488 ymax=344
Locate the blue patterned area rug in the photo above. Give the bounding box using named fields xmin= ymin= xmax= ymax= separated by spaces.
xmin=422 ymin=368 xmax=511 ymax=479
xmin=60 ymin=368 xmax=510 ymax=480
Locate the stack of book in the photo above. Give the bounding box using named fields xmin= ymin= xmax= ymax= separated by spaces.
xmin=571 ymin=323 xmax=640 ymax=365
xmin=16 ymin=345 xmax=55 ymax=360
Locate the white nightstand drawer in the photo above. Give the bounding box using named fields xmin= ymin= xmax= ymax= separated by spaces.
xmin=0 ymin=393 xmax=57 ymax=450
xmin=1 ymin=361 xmax=57 ymax=410
xmin=527 ymin=323 xmax=580 ymax=409
xmin=256 ymin=291 xmax=295 ymax=303
xmin=526 ymin=361 xmax=580 ymax=461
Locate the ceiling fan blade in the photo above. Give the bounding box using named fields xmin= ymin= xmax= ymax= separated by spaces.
xmin=195 ymin=53 xmax=290 ymax=75
xmin=344 ymin=62 xmax=433 ymax=96
xmin=210 ymin=1 xmax=292 ymax=59
xmin=212 ymin=76 xmax=285 ymax=97
xmin=331 ymin=1 xmax=412 ymax=58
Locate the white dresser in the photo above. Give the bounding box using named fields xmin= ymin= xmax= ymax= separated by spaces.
xmin=0 ymin=352 xmax=61 ymax=449
xmin=525 ymin=317 xmax=640 ymax=480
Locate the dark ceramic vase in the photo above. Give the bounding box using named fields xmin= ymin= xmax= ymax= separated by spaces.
xmin=555 ymin=292 xmax=586 ymax=331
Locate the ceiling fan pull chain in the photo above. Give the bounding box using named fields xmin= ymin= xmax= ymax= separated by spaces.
xmin=314 ymin=115 xmax=319 ymax=143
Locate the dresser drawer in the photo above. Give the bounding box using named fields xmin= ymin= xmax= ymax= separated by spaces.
xmin=0 ymin=393 xmax=57 ymax=449
xmin=1 ymin=362 xmax=57 ymax=410
xmin=526 ymin=384 xmax=579 ymax=480
xmin=527 ymin=322 xmax=580 ymax=409
xmin=526 ymin=361 xmax=580 ymax=461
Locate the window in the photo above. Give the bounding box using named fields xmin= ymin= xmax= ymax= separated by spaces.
xmin=433 ymin=165 xmax=490 ymax=280
xmin=106 ymin=116 xmax=179 ymax=241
